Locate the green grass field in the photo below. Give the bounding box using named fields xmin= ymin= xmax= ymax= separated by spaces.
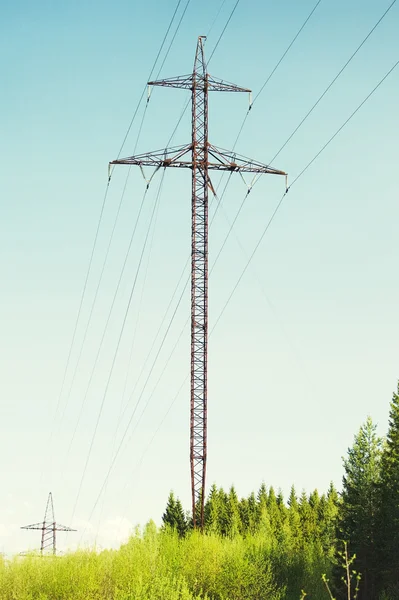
xmin=0 ymin=522 xmax=332 ymax=600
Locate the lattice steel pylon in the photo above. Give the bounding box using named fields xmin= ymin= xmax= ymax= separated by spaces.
xmin=110 ymin=36 xmax=286 ymax=529
xmin=21 ymin=492 xmax=76 ymax=555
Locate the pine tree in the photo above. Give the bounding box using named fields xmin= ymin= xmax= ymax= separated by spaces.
xmin=338 ymin=417 xmax=382 ymax=599
xmin=376 ymin=384 xmax=399 ymax=595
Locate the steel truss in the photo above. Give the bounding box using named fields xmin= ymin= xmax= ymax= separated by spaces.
xmin=21 ymin=492 xmax=76 ymax=555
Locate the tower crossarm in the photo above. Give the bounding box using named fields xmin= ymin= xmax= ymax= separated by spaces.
xmin=207 ymin=145 xmax=287 ymax=175
xmin=21 ymin=521 xmax=76 ymax=532
xmin=149 ymin=75 xmax=250 ymax=94
xmin=148 ymin=74 xmax=194 ymax=90
xmin=110 ymin=144 xmax=192 ymax=169
xmin=110 ymin=143 xmax=287 ymax=176
xmin=54 ymin=523 xmax=76 ymax=532
xmin=21 ymin=522 xmax=46 ymax=530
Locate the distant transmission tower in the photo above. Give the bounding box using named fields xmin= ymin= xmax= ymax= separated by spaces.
xmin=110 ymin=36 xmax=286 ymax=528
xmin=21 ymin=492 xmax=76 ymax=555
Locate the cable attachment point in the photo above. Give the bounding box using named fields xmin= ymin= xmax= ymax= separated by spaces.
xmin=285 ymin=174 xmax=288 ymax=193
xmin=248 ymin=92 xmax=252 ymax=110
xmin=139 ymin=165 xmax=149 ymax=186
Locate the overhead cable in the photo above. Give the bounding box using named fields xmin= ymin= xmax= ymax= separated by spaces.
xmin=69 ymin=170 xmax=167 ymax=528
xmin=116 ymin=0 xmax=184 ymax=160
xmin=215 ymin=57 xmax=399 ymax=331
xmin=268 ymin=0 xmax=397 ymax=165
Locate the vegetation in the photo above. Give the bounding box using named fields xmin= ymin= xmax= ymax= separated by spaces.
xmin=1 ymin=382 xmax=399 ymax=600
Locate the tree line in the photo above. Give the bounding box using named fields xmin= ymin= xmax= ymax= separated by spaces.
xmin=163 ymin=382 xmax=399 ymax=600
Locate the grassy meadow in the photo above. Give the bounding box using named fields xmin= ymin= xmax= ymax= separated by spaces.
xmin=0 ymin=521 xmax=333 ymax=600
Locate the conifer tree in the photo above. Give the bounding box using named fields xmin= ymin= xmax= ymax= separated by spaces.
xmin=267 ymin=486 xmax=281 ymax=533
xmin=226 ymin=486 xmax=241 ymax=537
xmin=298 ymin=490 xmax=312 ymax=543
xmin=318 ymin=493 xmax=338 ymax=555
xmin=204 ymin=484 xmax=221 ymax=534
xmin=239 ymin=497 xmax=250 ymax=534
xmin=288 ymin=486 xmax=302 ymax=548
xmin=162 ymin=491 xmax=177 ymax=527
xmin=162 ymin=492 xmax=188 ymax=537
xmin=217 ymin=487 xmax=229 ymax=536
xmin=376 ymin=384 xmax=399 ymax=595
xmin=256 ymin=483 xmax=272 ymax=537
xmin=338 ymin=417 xmax=382 ymax=599
xmin=246 ymin=492 xmax=259 ymax=535
xmin=287 ymin=485 xmax=298 ymax=511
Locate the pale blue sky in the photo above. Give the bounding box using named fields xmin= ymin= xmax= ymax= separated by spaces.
xmin=1 ymin=0 xmax=398 ymax=554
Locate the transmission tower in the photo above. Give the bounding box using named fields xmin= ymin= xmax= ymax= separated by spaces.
xmin=110 ymin=36 xmax=286 ymax=528
xmin=21 ymin=492 xmax=76 ymax=555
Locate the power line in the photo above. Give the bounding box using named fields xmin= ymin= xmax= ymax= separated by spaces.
xmin=153 ymin=0 xmax=192 ymax=82
xmin=69 ymin=170 xmax=167 ymax=528
xmin=56 ymin=102 xmax=151 ymax=441
xmin=111 ymin=175 xmax=235 ymax=439
xmin=252 ymin=0 xmax=324 ymax=107
xmin=207 ymin=0 xmax=241 ymax=63
xmin=95 ymin=180 xmax=164 ymax=539
xmin=118 ymin=177 xmax=164 ymax=419
xmin=114 ymin=375 xmax=188 ymax=540
xmin=116 ymin=0 xmax=184 ymax=160
xmin=231 ymin=0 xmax=323 ymax=150
xmin=87 ymin=373 xmax=189 ymax=546
xmin=199 ymin=0 xmax=324 ymax=270
xmin=61 ymin=177 xmax=154 ymax=472
xmin=206 ymin=0 xmax=228 ymax=40
xmin=53 ymin=183 xmax=110 ymax=420
xmin=118 ymin=266 xmax=189 ymax=431
xmin=89 ymin=178 xmax=238 ymax=513
xmin=268 ymin=0 xmax=397 ymax=165
xmin=114 ymin=275 xmax=189 ymax=456
xmin=58 ymin=0 xmax=192 ymax=465
xmin=44 ymin=181 xmax=111 ymax=485
xmin=84 ymin=313 xmax=189 ymax=531
xmin=214 ymin=57 xmax=399 ymax=332
xmin=289 ymin=58 xmax=399 ymax=188
xmin=48 ymin=2 xmax=187 ymax=470
xmin=57 ymin=171 xmax=132 ymax=432
xmin=209 ymin=0 xmax=397 ymax=287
